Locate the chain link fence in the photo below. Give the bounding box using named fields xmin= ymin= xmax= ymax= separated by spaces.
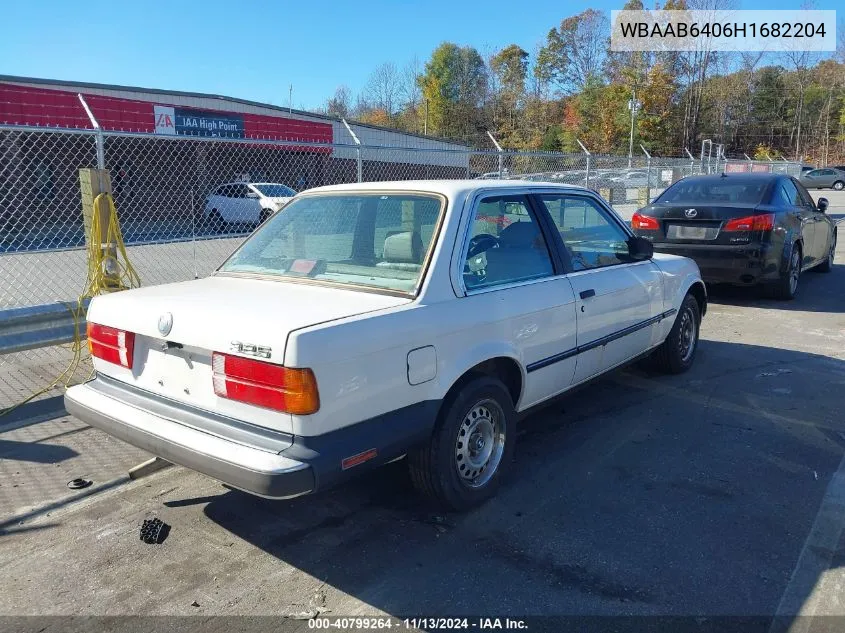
xmin=0 ymin=124 xmax=804 ymax=410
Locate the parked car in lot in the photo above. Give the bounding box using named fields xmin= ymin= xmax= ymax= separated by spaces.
xmin=631 ymin=173 xmax=837 ymax=299
xmin=610 ymin=170 xmax=652 ymax=188
xmin=66 ymin=180 xmax=706 ymax=510
xmin=799 ymin=167 xmax=845 ymax=190
xmin=203 ymin=182 xmax=296 ymax=228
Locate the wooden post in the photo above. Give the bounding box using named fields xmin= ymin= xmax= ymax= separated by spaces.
xmin=79 ymin=168 xmax=120 ymax=289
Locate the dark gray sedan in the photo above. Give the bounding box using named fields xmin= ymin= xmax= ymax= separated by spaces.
xmin=799 ymin=167 xmax=845 ymax=190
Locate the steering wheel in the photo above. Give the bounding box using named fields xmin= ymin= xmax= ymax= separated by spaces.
xmin=467 ymin=233 xmax=500 ymax=258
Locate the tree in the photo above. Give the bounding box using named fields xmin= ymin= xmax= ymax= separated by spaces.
xmin=326 ymin=85 xmax=352 ymax=119
xmin=490 ymin=45 xmax=529 ymax=144
xmin=364 ymin=63 xmax=403 ymax=121
xmin=418 ymin=43 xmax=490 ymax=141
xmin=536 ymin=9 xmax=609 ymax=94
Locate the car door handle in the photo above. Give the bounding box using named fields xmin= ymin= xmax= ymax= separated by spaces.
xmin=579 ymin=289 xmax=596 ymax=299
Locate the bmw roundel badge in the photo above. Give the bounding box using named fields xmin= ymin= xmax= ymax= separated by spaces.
xmin=158 ymin=312 xmax=173 ymax=337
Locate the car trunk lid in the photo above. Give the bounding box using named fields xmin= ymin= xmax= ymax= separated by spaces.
xmin=86 ymin=275 xmax=410 ymax=432
xmin=638 ymin=203 xmax=768 ymax=245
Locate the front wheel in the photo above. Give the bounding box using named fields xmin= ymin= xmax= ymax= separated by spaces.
xmin=651 ymin=293 xmax=700 ymax=374
xmin=833 ymin=181 xmax=844 ymax=191
xmin=408 ymin=376 xmax=515 ymax=510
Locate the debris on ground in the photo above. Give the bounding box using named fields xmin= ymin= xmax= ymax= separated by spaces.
xmin=66 ymin=478 xmax=92 ymax=490
xmin=140 ymin=517 xmax=170 ymax=544
xmin=285 ymin=589 xmax=329 ymax=620
xmin=757 ymin=368 xmax=793 ymax=378
xmin=190 ymin=600 xmax=200 ymax=608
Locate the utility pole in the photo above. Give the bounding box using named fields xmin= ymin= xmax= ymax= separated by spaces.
xmin=628 ymin=91 xmax=640 ymax=169
xmin=289 ymin=85 xmax=293 ymax=113
xmin=424 ymin=99 xmax=429 ymax=136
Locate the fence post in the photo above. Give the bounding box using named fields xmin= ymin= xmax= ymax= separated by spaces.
xmin=576 ymin=139 xmax=590 ymax=188
xmin=700 ymin=139 xmax=712 ymax=174
xmin=341 ymin=118 xmax=362 ymax=183
xmin=78 ymin=93 xmax=120 ymax=289
xmin=640 ymin=143 xmax=652 ymax=203
xmin=486 ymin=131 xmax=504 ymax=179
xmin=685 ymin=148 xmax=695 ymax=175
xmin=78 ymin=94 xmax=105 ymax=170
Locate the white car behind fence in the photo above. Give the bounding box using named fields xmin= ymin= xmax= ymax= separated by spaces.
xmin=66 ymin=180 xmax=706 ymax=510
xmin=203 ymin=182 xmax=296 ymax=228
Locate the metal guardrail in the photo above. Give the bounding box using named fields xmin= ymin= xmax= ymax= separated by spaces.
xmin=0 ymin=301 xmax=88 ymax=355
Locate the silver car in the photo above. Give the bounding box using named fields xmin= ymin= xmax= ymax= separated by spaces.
xmin=799 ymin=168 xmax=845 ymax=190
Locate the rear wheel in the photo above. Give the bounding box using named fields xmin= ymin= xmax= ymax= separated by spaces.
xmin=817 ymin=231 xmax=836 ymax=273
xmin=652 ymin=293 xmax=700 ymax=374
xmin=774 ymin=243 xmax=801 ymax=300
xmin=408 ymin=376 xmax=515 ymax=511
xmin=833 ymin=181 xmax=844 ymax=191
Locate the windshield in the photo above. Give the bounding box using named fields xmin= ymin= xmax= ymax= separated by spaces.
xmin=219 ymin=193 xmax=444 ymax=294
xmin=253 ymin=184 xmax=296 ymax=197
xmin=657 ymin=178 xmax=768 ymax=204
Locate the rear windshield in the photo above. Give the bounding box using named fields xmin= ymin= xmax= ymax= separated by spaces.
xmin=218 ymin=193 xmax=444 ymax=295
xmin=253 ymin=184 xmax=296 ymax=197
xmin=656 ymin=179 xmax=768 ymax=204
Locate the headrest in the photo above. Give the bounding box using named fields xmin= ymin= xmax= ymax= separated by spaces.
xmin=383 ymin=231 xmax=422 ymax=263
xmin=498 ymin=221 xmax=540 ymax=247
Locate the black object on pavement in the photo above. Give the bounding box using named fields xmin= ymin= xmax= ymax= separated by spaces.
xmin=67 ymin=478 xmax=92 ymax=490
xmin=140 ymin=518 xmax=170 ymax=544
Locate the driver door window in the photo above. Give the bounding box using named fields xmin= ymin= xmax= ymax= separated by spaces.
xmin=537 ymin=195 xmax=631 ymax=270
xmin=462 ymin=195 xmax=553 ymax=291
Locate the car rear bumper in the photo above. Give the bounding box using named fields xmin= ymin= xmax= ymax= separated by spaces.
xmin=65 ymin=381 xmax=315 ymax=499
xmin=650 ymin=242 xmax=781 ymax=285
xmin=65 ymin=376 xmax=441 ymax=499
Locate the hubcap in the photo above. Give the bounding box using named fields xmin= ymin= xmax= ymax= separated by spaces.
xmin=678 ymin=306 xmax=697 ymax=363
xmin=789 ymin=250 xmax=800 ymax=294
xmin=455 ymin=400 xmax=506 ymax=488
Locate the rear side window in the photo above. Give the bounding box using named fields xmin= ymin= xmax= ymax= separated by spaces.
xmin=658 ymin=179 xmax=768 ymax=204
xmin=780 ymin=179 xmax=800 ymax=206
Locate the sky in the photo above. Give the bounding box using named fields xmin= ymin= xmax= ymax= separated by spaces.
xmin=1 ymin=0 xmax=837 ymax=111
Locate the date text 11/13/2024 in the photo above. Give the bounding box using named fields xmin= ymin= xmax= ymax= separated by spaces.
xmin=308 ymin=617 xmax=529 ymax=630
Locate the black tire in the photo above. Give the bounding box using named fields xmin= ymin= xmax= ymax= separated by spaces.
xmin=773 ymin=242 xmax=801 ymax=300
xmin=817 ymin=231 xmax=836 ymax=273
xmin=833 ymin=181 xmax=844 ymax=191
xmin=408 ymin=375 xmax=515 ymax=511
xmin=652 ymin=293 xmax=700 ymax=374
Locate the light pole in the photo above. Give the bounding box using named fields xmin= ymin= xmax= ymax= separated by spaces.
xmin=627 ymin=92 xmax=641 ymax=168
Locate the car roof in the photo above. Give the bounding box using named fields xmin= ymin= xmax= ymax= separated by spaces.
xmin=303 ymin=179 xmax=589 ymax=198
xmin=678 ymin=173 xmax=784 ymax=185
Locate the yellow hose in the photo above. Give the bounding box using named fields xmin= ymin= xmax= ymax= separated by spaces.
xmin=0 ymin=193 xmax=140 ymax=416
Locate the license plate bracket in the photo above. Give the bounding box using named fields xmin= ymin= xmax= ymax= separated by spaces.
xmin=668 ymin=224 xmax=712 ymax=240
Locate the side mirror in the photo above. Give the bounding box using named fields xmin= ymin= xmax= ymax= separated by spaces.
xmin=246 ymin=192 xmax=260 ymax=199
xmin=627 ymin=235 xmax=654 ymax=261
xmin=817 ymin=197 xmax=828 ymax=213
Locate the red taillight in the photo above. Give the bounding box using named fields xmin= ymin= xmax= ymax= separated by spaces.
xmin=632 ymin=212 xmax=659 ymax=230
xmin=723 ymin=213 xmax=775 ymax=232
xmin=87 ymin=322 xmax=135 ymax=369
xmin=212 ymin=352 xmax=320 ymax=415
